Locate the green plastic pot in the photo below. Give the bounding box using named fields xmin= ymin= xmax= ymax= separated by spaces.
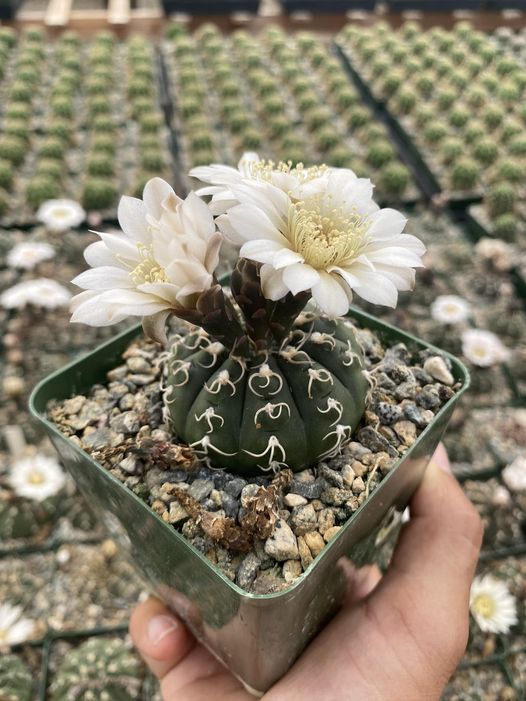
xmin=29 ymin=307 xmax=469 ymax=696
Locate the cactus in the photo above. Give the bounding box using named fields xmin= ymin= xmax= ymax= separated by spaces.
xmin=495 ymin=159 xmax=523 ymax=184
xmin=508 ymin=136 xmax=526 ymax=157
xmin=50 ymin=638 xmax=142 ymax=701
xmin=0 ymin=137 xmax=26 ymax=167
xmin=0 ymin=655 xmax=33 ymax=701
xmin=464 ymin=121 xmax=486 ymax=145
xmin=46 ymin=120 xmax=72 ymax=143
xmin=448 ymin=106 xmax=470 ymax=129
xmin=424 ymin=123 xmax=448 ymax=145
xmin=5 ymin=103 xmax=31 ymax=121
xmin=89 ymin=96 xmax=111 ymax=117
xmin=92 ymin=116 xmax=116 ymax=134
xmin=472 ymin=139 xmax=498 ymax=166
xmin=87 ymin=153 xmax=114 ymax=178
xmin=26 ymin=176 xmax=60 ymax=209
xmin=0 ymin=495 xmax=58 ymax=539
xmin=465 ymin=86 xmax=487 ymax=109
xmin=316 ymin=126 xmax=340 ymax=151
xmin=91 ymin=134 xmax=116 ymax=156
xmin=35 ymin=158 xmax=63 ymax=181
xmin=82 ymin=178 xmax=117 ymax=210
xmin=483 ymin=106 xmax=504 ymax=131
xmin=435 ymin=88 xmax=456 ymax=111
xmin=487 ymin=183 xmax=517 ymax=219
xmin=39 ymin=138 xmax=66 ymax=160
xmin=164 ymin=261 xmax=368 ymax=476
xmin=347 ymin=106 xmax=369 ymax=130
xmin=378 ymin=162 xmax=410 ymax=198
xmin=327 ymin=145 xmax=354 ymax=169
xmin=394 ymin=88 xmax=416 ymax=115
xmin=450 ymin=158 xmax=480 ymax=191
xmin=365 ymin=141 xmax=395 ymax=168
xmin=3 ymin=119 xmax=29 ymax=142
xmin=0 ymin=187 xmax=8 ymax=217
xmin=440 ymin=138 xmax=463 ymax=165
xmin=140 ymin=149 xmax=164 ymax=172
xmin=9 ymin=82 xmax=33 ymax=103
xmin=241 ymin=128 xmax=261 ymax=150
xmin=492 ymin=213 xmax=518 ymax=242
xmin=0 ymin=159 xmax=14 ymax=190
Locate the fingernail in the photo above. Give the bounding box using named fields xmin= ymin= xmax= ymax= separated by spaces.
xmin=148 ymin=614 xmax=179 ymax=646
xmin=431 ymin=443 xmax=451 ymax=474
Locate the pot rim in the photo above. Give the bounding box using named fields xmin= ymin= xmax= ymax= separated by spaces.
xmin=29 ymin=305 xmax=470 ymax=601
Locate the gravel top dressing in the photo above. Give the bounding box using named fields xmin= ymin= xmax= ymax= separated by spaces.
xmin=47 ymin=319 xmax=459 ymax=595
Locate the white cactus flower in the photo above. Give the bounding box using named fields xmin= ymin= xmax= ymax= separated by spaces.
xmin=502 ymin=455 xmax=526 ymax=493
xmin=9 ymin=454 xmax=67 ymax=502
xmin=475 ymin=237 xmax=513 ymax=272
xmin=0 ymin=604 xmax=35 ymax=646
xmin=214 ymin=165 xmax=425 ymax=317
xmin=70 ymin=178 xmax=222 ymax=341
xmin=6 ymin=241 xmax=55 ymax=270
xmin=469 ymin=574 xmax=518 ymax=634
xmin=0 ymin=278 xmax=71 ymax=310
xmin=37 ymin=199 xmax=85 ymax=232
xmin=461 ymin=329 xmax=510 ymax=367
xmin=190 ymin=152 xmax=331 ymax=215
xmin=430 ymin=295 xmax=471 ymax=324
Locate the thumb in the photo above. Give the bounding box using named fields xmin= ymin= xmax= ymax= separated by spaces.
xmin=370 ymin=444 xmax=483 ymax=658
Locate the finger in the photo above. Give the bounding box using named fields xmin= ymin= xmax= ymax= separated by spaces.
xmin=340 ymin=559 xmax=383 ymax=605
xmin=129 ymin=597 xmax=195 ymax=680
xmin=373 ymin=444 xmax=483 ymax=655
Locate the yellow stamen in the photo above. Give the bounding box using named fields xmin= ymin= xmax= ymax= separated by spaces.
xmin=289 ymin=196 xmax=369 ymax=269
xmin=248 ymin=158 xmax=328 ymax=184
xmin=0 ymin=629 xmax=6 ymax=642
xmin=28 ymin=470 xmax=45 ymax=485
xmin=472 ymin=593 xmax=496 ymax=619
xmin=130 ymin=244 xmax=167 ymax=285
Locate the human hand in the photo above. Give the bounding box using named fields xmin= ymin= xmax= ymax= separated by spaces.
xmin=130 ymin=444 xmax=483 ymax=701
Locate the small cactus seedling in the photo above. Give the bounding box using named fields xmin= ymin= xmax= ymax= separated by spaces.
xmin=0 ymin=655 xmax=33 ymax=701
xmin=487 ymin=183 xmax=517 ymax=219
xmin=50 ymin=638 xmax=143 ymax=701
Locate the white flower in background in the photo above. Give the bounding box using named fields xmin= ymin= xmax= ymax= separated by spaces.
xmin=475 ymin=237 xmax=513 ymax=273
xmin=0 ymin=278 xmax=71 ymax=310
xmin=215 ymin=167 xmax=425 ymax=316
xmin=502 ymin=455 xmax=526 ymax=493
xmin=6 ymin=241 xmax=55 ymax=270
xmin=469 ymin=574 xmax=518 ymax=634
xmin=191 ymin=152 xmax=331 ymax=215
xmin=70 ymin=178 xmax=222 ymax=342
xmin=492 ymin=485 xmax=512 ymax=506
xmin=9 ymin=454 xmax=67 ymax=502
xmin=461 ymin=329 xmax=510 ymax=367
xmin=0 ymin=604 xmax=35 ymax=646
xmin=430 ymin=295 xmax=471 ymax=324
xmin=37 ymin=199 xmax=85 ymax=232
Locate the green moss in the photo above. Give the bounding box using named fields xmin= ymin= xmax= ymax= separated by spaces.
xmin=26 ymin=176 xmax=60 ymax=209
xmin=82 ymin=178 xmax=117 ymax=210
xmin=487 ymin=182 xmax=517 ymax=218
xmin=450 ymin=158 xmax=480 ymax=191
xmin=0 ymin=136 xmax=26 ymax=166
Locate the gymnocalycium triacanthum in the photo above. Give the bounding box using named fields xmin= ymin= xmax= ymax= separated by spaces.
xmin=70 ymin=154 xmax=425 ymax=476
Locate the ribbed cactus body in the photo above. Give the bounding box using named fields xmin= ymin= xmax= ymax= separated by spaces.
xmin=50 ymin=638 xmax=142 ymax=701
xmin=165 ymin=313 xmax=368 ymax=476
xmin=0 ymin=655 xmax=33 ymax=701
xmin=0 ymin=497 xmax=57 ymax=540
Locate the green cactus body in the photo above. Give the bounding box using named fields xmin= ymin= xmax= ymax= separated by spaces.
xmin=165 ymin=312 xmax=368 ymax=476
xmin=50 ymin=638 xmax=142 ymax=701
xmin=0 ymin=495 xmax=59 ymax=540
xmin=0 ymin=655 xmax=33 ymax=701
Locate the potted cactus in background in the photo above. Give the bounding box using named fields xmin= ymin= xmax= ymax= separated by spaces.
xmin=31 ymin=155 xmax=469 ymax=694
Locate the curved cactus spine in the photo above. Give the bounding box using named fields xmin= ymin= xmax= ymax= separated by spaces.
xmin=164 ymin=271 xmax=369 ymax=475
xmin=0 ymin=655 xmax=33 ymax=701
xmin=50 ymin=637 xmax=142 ymax=701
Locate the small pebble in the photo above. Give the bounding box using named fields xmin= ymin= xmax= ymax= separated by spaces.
xmin=303 ymin=531 xmax=325 ymax=557
xmin=297 ymin=535 xmax=313 ymax=569
xmin=393 ymin=421 xmax=417 ymax=447
xmin=284 ymin=493 xmax=308 ymax=507
xmin=188 ymin=479 xmax=214 ymax=502
xmin=290 ymin=504 xmax=318 ymax=535
xmin=264 ymin=519 xmax=299 ymax=561
xmin=424 ymin=356 xmax=454 ymax=386
xmin=283 ymin=559 xmax=302 ymax=583
xmin=323 ymin=526 xmax=342 ymax=542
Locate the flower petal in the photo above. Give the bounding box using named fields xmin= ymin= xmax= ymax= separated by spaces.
xmin=72 ymin=266 xmax=134 ymax=290
xmin=367 ymin=208 xmax=408 ymax=240
xmin=259 ymin=264 xmax=288 ymax=301
xmin=240 ymin=239 xmax=285 ymax=265
xmin=117 ymin=195 xmax=149 ymax=244
xmin=143 ymin=178 xmax=177 ymax=219
xmin=311 ymin=271 xmax=350 ymax=317
xmin=282 ymin=263 xmax=320 ymax=295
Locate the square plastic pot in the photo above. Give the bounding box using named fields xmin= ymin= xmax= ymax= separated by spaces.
xmin=30 ymin=308 xmax=469 ymax=696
